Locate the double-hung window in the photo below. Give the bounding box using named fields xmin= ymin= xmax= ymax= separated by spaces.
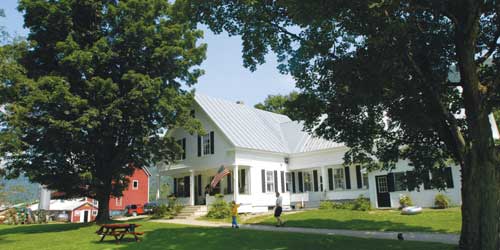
xmin=362 ymin=172 xmax=369 ymax=189
xmin=285 ymin=173 xmax=292 ymax=192
xmin=202 ymin=134 xmax=211 ymax=156
xmin=333 ymin=168 xmax=345 ymax=190
xmin=394 ymin=172 xmax=406 ymax=191
xmin=266 ymin=171 xmax=275 ymax=192
xmin=303 ymin=172 xmax=312 ymax=191
xmin=176 ymin=138 xmax=186 ymax=160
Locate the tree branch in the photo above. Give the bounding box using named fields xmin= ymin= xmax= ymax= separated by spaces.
xmin=476 ymin=28 xmax=500 ymax=65
xmin=406 ymin=50 xmax=467 ymax=164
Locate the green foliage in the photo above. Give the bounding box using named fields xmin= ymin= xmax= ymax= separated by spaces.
xmin=0 ymin=0 xmax=206 ymax=220
xmin=352 ymin=195 xmax=371 ymax=211
xmin=254 ymin=92 xmax=299 ymax=118
xmin=319 ymin=195 xmax=371 ymax=211
xmin=399 ymin=195 xmax=413 ymax=209
xmin=152 ymin=204 xmax=170 ymax=218
xmin=434 ymin=194 xmax=450 ymax=209
xmin=206 ymin=194 xmax=231 ymax=219
xmin=190 ymin=2 xmax=500 ymax=247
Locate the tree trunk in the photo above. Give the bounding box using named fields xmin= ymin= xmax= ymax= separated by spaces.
xmin=459 ymin=142 xmax=500 ymax=250
xmin=95 ymin=188 xmax=112 ymax=223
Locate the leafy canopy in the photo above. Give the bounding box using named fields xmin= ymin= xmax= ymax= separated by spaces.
xmin=254 ymin=91 xmax=298 ymax=118
xmin=0 ymin=0 xmax=206 ymax=199
xmin=189 ymin=0 xmax=500 ymax=189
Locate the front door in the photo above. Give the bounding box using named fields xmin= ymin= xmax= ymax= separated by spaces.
xmin=375 ymin=175 xmax=391 ymax=208
xmin=83 ymin=211 xmax=89 ymax=223
xmin=194 ymin=175 xmax=204 ymax=205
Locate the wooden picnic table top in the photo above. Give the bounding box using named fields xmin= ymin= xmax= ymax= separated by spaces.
xmin=100 ymin=223 xmax=141 ymax=229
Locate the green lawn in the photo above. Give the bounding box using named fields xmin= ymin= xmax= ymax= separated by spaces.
xmin=245 ymin=208 xmax=461 ymax=234
xmin=0 ymin=220 xmax=455 ymax=250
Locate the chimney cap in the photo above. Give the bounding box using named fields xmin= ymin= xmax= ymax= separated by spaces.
xmin=236 ymin=101 xmax=245 ymax=105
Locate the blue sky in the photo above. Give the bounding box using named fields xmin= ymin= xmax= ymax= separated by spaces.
xmin=0 ymin=0 xmax=296 ymax=106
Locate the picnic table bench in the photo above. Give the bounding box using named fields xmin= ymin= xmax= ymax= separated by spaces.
xmin=96 ymin=223 xmax=144 ymax=244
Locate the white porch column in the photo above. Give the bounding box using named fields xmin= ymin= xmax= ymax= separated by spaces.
xmin=189 ymin=170 xmax=195 ymax=206
xmin=233 ymin=165 xmax=239 ymax=202
xmin=321 ymin=166 xmax=329 ymax=192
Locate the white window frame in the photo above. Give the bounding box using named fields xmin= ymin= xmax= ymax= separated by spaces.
xmin=393 ymin=172 xmax=406 ymax=191
xmin=93 ymin=199 xmax=99 ymax=206
xmin=362 ymin=172 xmax=369 ymax=189
xmin=132 ymin=180 xmax=139 ymax=190
xmin=266 ymin=171 xmax=275 ymax=192
xmin=303 ymin=172 xmax=312 ymax=192
xmin=201 ymin=134 xmax=211 ymax=156
xmin=333 ymin=168 xmax=346 ymax=190
xmin=116 ymin=197 xmax=122 ymax=206
xmin=92 ymin=210 xmax=98 ymax=216
xmin=238 ymin=168 xmax=249 ymax=194
xmin=285 ymin=172 xmax=292 ymax=192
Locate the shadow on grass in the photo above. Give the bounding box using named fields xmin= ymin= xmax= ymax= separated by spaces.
xmin=0 ymin=223 xmax=92 ymax=235
xmin=95 ymin=226 xmax=455 ymax=250
xmin=250 ymin=218 xmax=454 ymax=234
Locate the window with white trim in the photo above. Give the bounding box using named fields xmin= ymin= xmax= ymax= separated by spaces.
xmin=132 ymin=180 xmax=139 ymax=190
xmin=116 ymin=197 xmax=122 ymax=206
xmin=92 ymin=210 xmax=98 ymax=216
xmin=394 ymin=172 xmax=406 ymax=191
xmin=285 ymin=172 xmax=292 ymax=192
xmin=303 ymin=172 xmax=312 ymax=192
xmin=202 ymin=134 xmax=211 ymax=156
xmin=93 ymin=199 xmax=99 ymax=206
xmin=362 ymin=173 xmax=369 ymax=189
xmin=333 ymin=168 xmax=345 ymax=190
xmin=266 ymin=171 xmax=275 ymax=192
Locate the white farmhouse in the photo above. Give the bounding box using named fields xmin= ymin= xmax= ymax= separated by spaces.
xmin=159 ymin=94 xmax=498 ymax=213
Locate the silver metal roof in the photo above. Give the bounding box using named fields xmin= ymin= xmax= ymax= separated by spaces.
xmin=195 ymin=94 xmax=343 ymax=154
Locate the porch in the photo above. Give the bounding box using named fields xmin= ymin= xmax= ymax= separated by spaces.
xmin=162 ymin=165 xmax=253 ymax=211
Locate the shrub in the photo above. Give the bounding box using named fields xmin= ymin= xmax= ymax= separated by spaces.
xmin=152 ymin=204 xmax=169 ymax=218
xmin=207 ymin=194 xmax=231 ymax=219
xmin=434 ymin=193 xmax=450 ymax=209
xmin=352 ymin=195 xmax=371 ymax=211
xmin=319 ymin=201 xmax=334 ymax=210
xmin=399 ymin=195 xmax=413 ymax=208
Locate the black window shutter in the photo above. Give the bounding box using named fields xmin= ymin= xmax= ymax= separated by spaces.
xmin=292 ymin=172 xmax=296 ymax=193
xmin=210 ymin=131 xmax=215 ymax=154
xmin=182 ymin=138 xmax=186 ymax=160
xmin=197 ymin=175 xmax=202 ymax=196
xmin=184 ymin=176 xmax=190 ymax=197
xmin=423 ymin=171 xmax=432 ymax=190
xmin=313 ymin=170 xmax=319 ymax=192
xmin=190 ymin=109 xmax=195 ymax=117
xmin=356 ymin=165 xmax=363 ymax=189
xmin=445 ymin=167 xmax=454 ymax=188
xmin=173 ymin=178 xmax=177 ymax=196
xmin=227 ymin=174 xmax=232 ymax=194
xmin=274 ymin=170 xmax=278 ymax=192
xmin=197 ymin=135 xmax=201 ymax=157
xmin=328 ymin=168 xmax=333 ymax=190
xmin=280 ymin=171 xmax=285 ymax=193
xmin=240 ymin=169 xmax=246 ymax=193
xmin=406 ymin=171 xmax=417 ymax=191
xmin=344 ymin=167 xmax=351 ymax=189
xmin=298 ymin=172 xmax=304 ymax=192
xmin=261 ymin=170 xmax=266 ymax=193
xmin=387 ymin=173 xmax=395 ymax=192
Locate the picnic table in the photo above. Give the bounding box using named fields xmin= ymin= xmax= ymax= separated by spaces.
xmin=96 ymin=223 xmax=144 ymax=244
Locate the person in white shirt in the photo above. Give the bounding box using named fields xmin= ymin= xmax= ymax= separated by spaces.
xmin=274 ymin=192 xmax=284 ymax=227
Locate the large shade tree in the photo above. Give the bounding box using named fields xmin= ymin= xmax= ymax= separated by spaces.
xmin=254 ymin=91 xmax=298 ymax=118
xmin=0 ymin=0 xmax=205 ymax=221
xmin=187 ymin=0 xmax=500 ymax=249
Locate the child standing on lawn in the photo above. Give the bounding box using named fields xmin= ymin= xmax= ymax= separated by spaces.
xmin=231 ymin=201 xmax=240 ymax=228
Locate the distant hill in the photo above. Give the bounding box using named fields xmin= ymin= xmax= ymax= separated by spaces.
xmin=0 ymin=176 xmax=40 ymax=205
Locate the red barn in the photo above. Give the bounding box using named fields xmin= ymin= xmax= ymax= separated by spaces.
xmin=108 ymin=167 xmax=151 ymax=216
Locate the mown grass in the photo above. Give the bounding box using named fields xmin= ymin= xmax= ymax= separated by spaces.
xmin=0 ymin=219 xmax=456 ymax=250
xmin=245 ymin=207 xmax=461 ymax=234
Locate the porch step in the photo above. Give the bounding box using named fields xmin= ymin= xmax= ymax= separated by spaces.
xmin=173 ymin=205 xmax=207 ymax=219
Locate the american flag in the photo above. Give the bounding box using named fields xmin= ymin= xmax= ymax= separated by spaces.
xmin=211 ymin=165 xmax=230 ymax=188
